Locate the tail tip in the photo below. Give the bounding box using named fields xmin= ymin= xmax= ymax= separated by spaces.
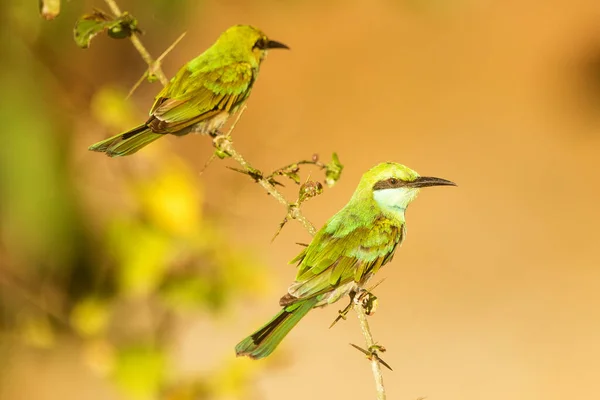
xmin=235 ymin=337 xmax=273 ymax=360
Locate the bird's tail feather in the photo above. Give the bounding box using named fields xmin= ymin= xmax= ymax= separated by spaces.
xmin=235 ymin=298 xmax=316 ymax=359
xmin=88 ymin=124 xmax=162 ymax=157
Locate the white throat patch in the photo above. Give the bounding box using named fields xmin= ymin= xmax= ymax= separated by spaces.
xmin=373 ymin=187 xmax=417 ymax=214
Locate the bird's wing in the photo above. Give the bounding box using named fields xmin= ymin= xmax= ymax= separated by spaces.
xmin=146 ymin=62 xmax=255 ymax=133
xmin=282 ymin=217 xmax=404 ymax=304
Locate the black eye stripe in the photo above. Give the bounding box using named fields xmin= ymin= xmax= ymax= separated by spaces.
xmin=253 ymin=38 xmax=267 ymax=49
xmin=373 ymin=177 xmax=406 ymax=190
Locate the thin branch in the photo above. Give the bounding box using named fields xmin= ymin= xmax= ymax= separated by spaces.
xmin=103 ymin=0 xmax=168 ymax=85
xmin=155 ymin=31 xmax=187 ymax=64
xmin=353 ymin=296 xmax=387 ymax=400
xmin=109 ymin=6 xmax=384 ymax=397
xmin=213 ymin=113 xmax=317 ymax=236
xmin=127 ymin=32 xmax=186 ymax=98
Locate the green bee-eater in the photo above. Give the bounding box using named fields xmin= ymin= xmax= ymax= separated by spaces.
xmin=235 ymin=162 xmax=456 ymax=359
xmin=88 ymin=25 xmax=289 ymax=157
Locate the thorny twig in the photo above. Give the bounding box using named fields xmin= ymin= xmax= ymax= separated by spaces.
xmin=214 ymin=128 xmax=317 ymax=235
xmin=103 ymin=0 xmax=168 ymax=85
xmin=352 ymin=290 xmax=390 ymax=400
xmin=127 ymin=31 xmax=187 ymax=98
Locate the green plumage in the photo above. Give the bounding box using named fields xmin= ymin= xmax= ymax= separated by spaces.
xmin=235 ymin=163 xmax=455 ymax=359
xmin=235 ymin=299 xmax=317 ymax=359
xmin=88 ymin=25 xmax=289 ymax=157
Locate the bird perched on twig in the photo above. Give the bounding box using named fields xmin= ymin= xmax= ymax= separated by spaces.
xmin=89 ymin=25 xmax=289 ymax=157
xmin=235 ymin=162 xmax=456 ymax=359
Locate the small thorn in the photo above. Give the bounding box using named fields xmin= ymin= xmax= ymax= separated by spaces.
xmin=350 ymin=343 xmax=393 ymax=371
xmin=329 ymin=313 xmax=346 ymax=329
xmin=271 ymin=217 xmax=288 ymax=242
xmin=269 ymin=178 xmax=285 ymax=187
xmin=350 ymin=343 xmax=371 ymax=356
xmin=226 ymin=166 xmax=263 ymax=181
xmin=378 ymin=357 xmax=393 ymax=371
xmin=329 ymin=300 xmax=353 ymax=328
xmin=198 ymin=153 xmax=216 ymax=176
xmin=367 ymin=278 xmax=386 ymax=292
xmin=156 ymin=31 xmax=187 ymax=63
xmin=127 ymin=71 xmax=148 ymax=99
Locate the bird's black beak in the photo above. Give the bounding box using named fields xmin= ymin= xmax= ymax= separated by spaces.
xmin=266 ymin=40 xmax=290 ymax=50
xmin=406 ymin=176 xmax=457 ymax=188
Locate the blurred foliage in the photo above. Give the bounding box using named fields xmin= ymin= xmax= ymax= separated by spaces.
xmin=1 ymin=1 xmax=272 ymax=399
xmin=113 ymin=344 xmax=166 ymax=399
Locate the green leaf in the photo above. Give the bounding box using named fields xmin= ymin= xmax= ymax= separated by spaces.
xmin=39 ymin=0 xmax=60 ymax=20
xmin=73 ymin=10 xmax=141 ymax=49
xmin=325 ymin=152 xmax=344 ymax=187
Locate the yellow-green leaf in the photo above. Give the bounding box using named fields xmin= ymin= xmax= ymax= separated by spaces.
xmin=325 ymin=152 xmax=344 ymax=187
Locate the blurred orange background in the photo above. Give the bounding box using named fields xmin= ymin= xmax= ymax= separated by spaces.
xmin=2 ymin=1 xmax=600 ymax=399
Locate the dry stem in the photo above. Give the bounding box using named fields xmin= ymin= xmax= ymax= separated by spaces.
xmin=353 ymin=296 xmax=387 ymax=400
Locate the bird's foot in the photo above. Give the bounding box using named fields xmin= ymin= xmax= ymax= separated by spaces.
xmin=208 ymin=129 xmax=222 ymax=139
xmin=353 ymin=288 xmax=379 ymax=316
xmin=212 ymin=132 xmax=233 ymax=159
xmin=349 ymin=343 xmax=393 ymax=371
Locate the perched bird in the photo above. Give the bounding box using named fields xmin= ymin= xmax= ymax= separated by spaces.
xmin=235 ymin=162 xmax=455 ymax=359
xmin=89 ymin=25 xmax=289 ymax=157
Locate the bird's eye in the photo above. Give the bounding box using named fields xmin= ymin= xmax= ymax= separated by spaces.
xmin=253 ymin=38 xmax=266 ymax=50
xmin=389 ymin=178 xmax=398 ymax=185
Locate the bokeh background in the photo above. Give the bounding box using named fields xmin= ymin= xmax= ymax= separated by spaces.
xmin=2 ymin=0 xmax=600 ymax=399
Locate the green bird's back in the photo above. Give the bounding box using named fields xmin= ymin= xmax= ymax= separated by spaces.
xmin=88 ymin=25 xmax=289 ymax=157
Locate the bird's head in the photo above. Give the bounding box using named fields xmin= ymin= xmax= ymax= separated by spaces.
xmin=215 ymin=25 xmax=289 ymax=65
xmin=355 ymin=162 xmax=456 ymax=217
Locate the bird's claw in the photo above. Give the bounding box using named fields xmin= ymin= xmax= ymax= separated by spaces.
xmin=212 ymin=133 xmax=233 ymax=158
xmin=330 ymin=288 xmax=378 ymax=328
xmin=208 ymin=129 xmax=222 ymax=138
xmin=349 ymin=343 xmax=393 ymax=371
xmin=353 ymin=289 xmax=379 ymax=316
